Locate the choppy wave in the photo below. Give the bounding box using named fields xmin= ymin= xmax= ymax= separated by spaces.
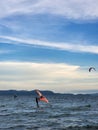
xmin=0 ymin=95 xmax=98 ymax=130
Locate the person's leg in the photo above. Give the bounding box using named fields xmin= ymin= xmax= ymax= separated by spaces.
xmin=36 ymin=97 xmax=39 ymax=108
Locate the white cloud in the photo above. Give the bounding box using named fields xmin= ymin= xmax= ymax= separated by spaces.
xmin=0 ymin=61 xmax=97 ymax=93
xmin=0 ymin=61 xmax=79 ymax=91
xmin=0 ymin=0 xmax=98 ymax=21
xmin=0 ymin=35 xmax=98 ymax=54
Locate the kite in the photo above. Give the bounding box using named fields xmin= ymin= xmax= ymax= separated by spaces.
xmin=89 ymin=67 xmax=96 ymax=72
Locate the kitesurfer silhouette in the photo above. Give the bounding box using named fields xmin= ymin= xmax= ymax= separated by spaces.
xmin=35 ymin=89 xmax=49 ymax=108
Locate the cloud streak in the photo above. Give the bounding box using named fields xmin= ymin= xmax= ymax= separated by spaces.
xmin=0 ymin=61 xmax=79 ymax=90
xmin=0 ymin=0 xmax=98 ymax=21
xmin=0 ymin=61 xmax=97 ymax=92
xmin=0 ymin=35 xmax=98 ymax=54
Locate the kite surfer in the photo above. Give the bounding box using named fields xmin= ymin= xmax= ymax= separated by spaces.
xmin=35 ymin=89 xmax=49 ymax=108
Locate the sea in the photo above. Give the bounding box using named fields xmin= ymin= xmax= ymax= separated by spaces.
xmin=0 ymin=94 xmax=98 ymax=130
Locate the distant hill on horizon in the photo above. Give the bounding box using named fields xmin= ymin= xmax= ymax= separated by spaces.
xmin=0 ymin=90 xmax=98 ymax=96
xmin=0 ymin=90 xmax=55 ymax=96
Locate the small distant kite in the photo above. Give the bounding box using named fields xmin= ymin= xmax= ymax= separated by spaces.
xmin=89 ymin=67 xmax=96 ymax=72
xmin=35 ymin=89 xmax=49 ymax=108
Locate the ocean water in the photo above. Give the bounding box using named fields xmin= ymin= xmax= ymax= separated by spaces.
xmin=0 ymin=94 xmax=98 ymax=130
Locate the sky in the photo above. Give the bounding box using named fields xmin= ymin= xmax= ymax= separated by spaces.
xmin=0 ymin=0 xmax=98 ymax=93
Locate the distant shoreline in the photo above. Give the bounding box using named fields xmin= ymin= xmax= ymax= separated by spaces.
xmin=0 ymin=90 xmax=98 ymax=96
xmin=0 ymin=90 xmax=54 ymax=96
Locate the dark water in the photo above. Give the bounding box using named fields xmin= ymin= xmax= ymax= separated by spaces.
xmin=0 ymin=95 xmax=98 ymax=130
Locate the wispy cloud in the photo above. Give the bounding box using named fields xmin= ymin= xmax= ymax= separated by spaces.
xmin=0 ymin=0 xmax=98 ymax=21
xmin=0 ymin=61 xmax=79 ymax=90
xmin=0 ymin=61 xmax=97 ymax=92
xmin=0 ymin=35 xmax=98 ymax=54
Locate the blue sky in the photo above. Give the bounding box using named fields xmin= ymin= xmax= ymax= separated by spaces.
xmin=0 ymin=0 xmax=98 ymax=93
